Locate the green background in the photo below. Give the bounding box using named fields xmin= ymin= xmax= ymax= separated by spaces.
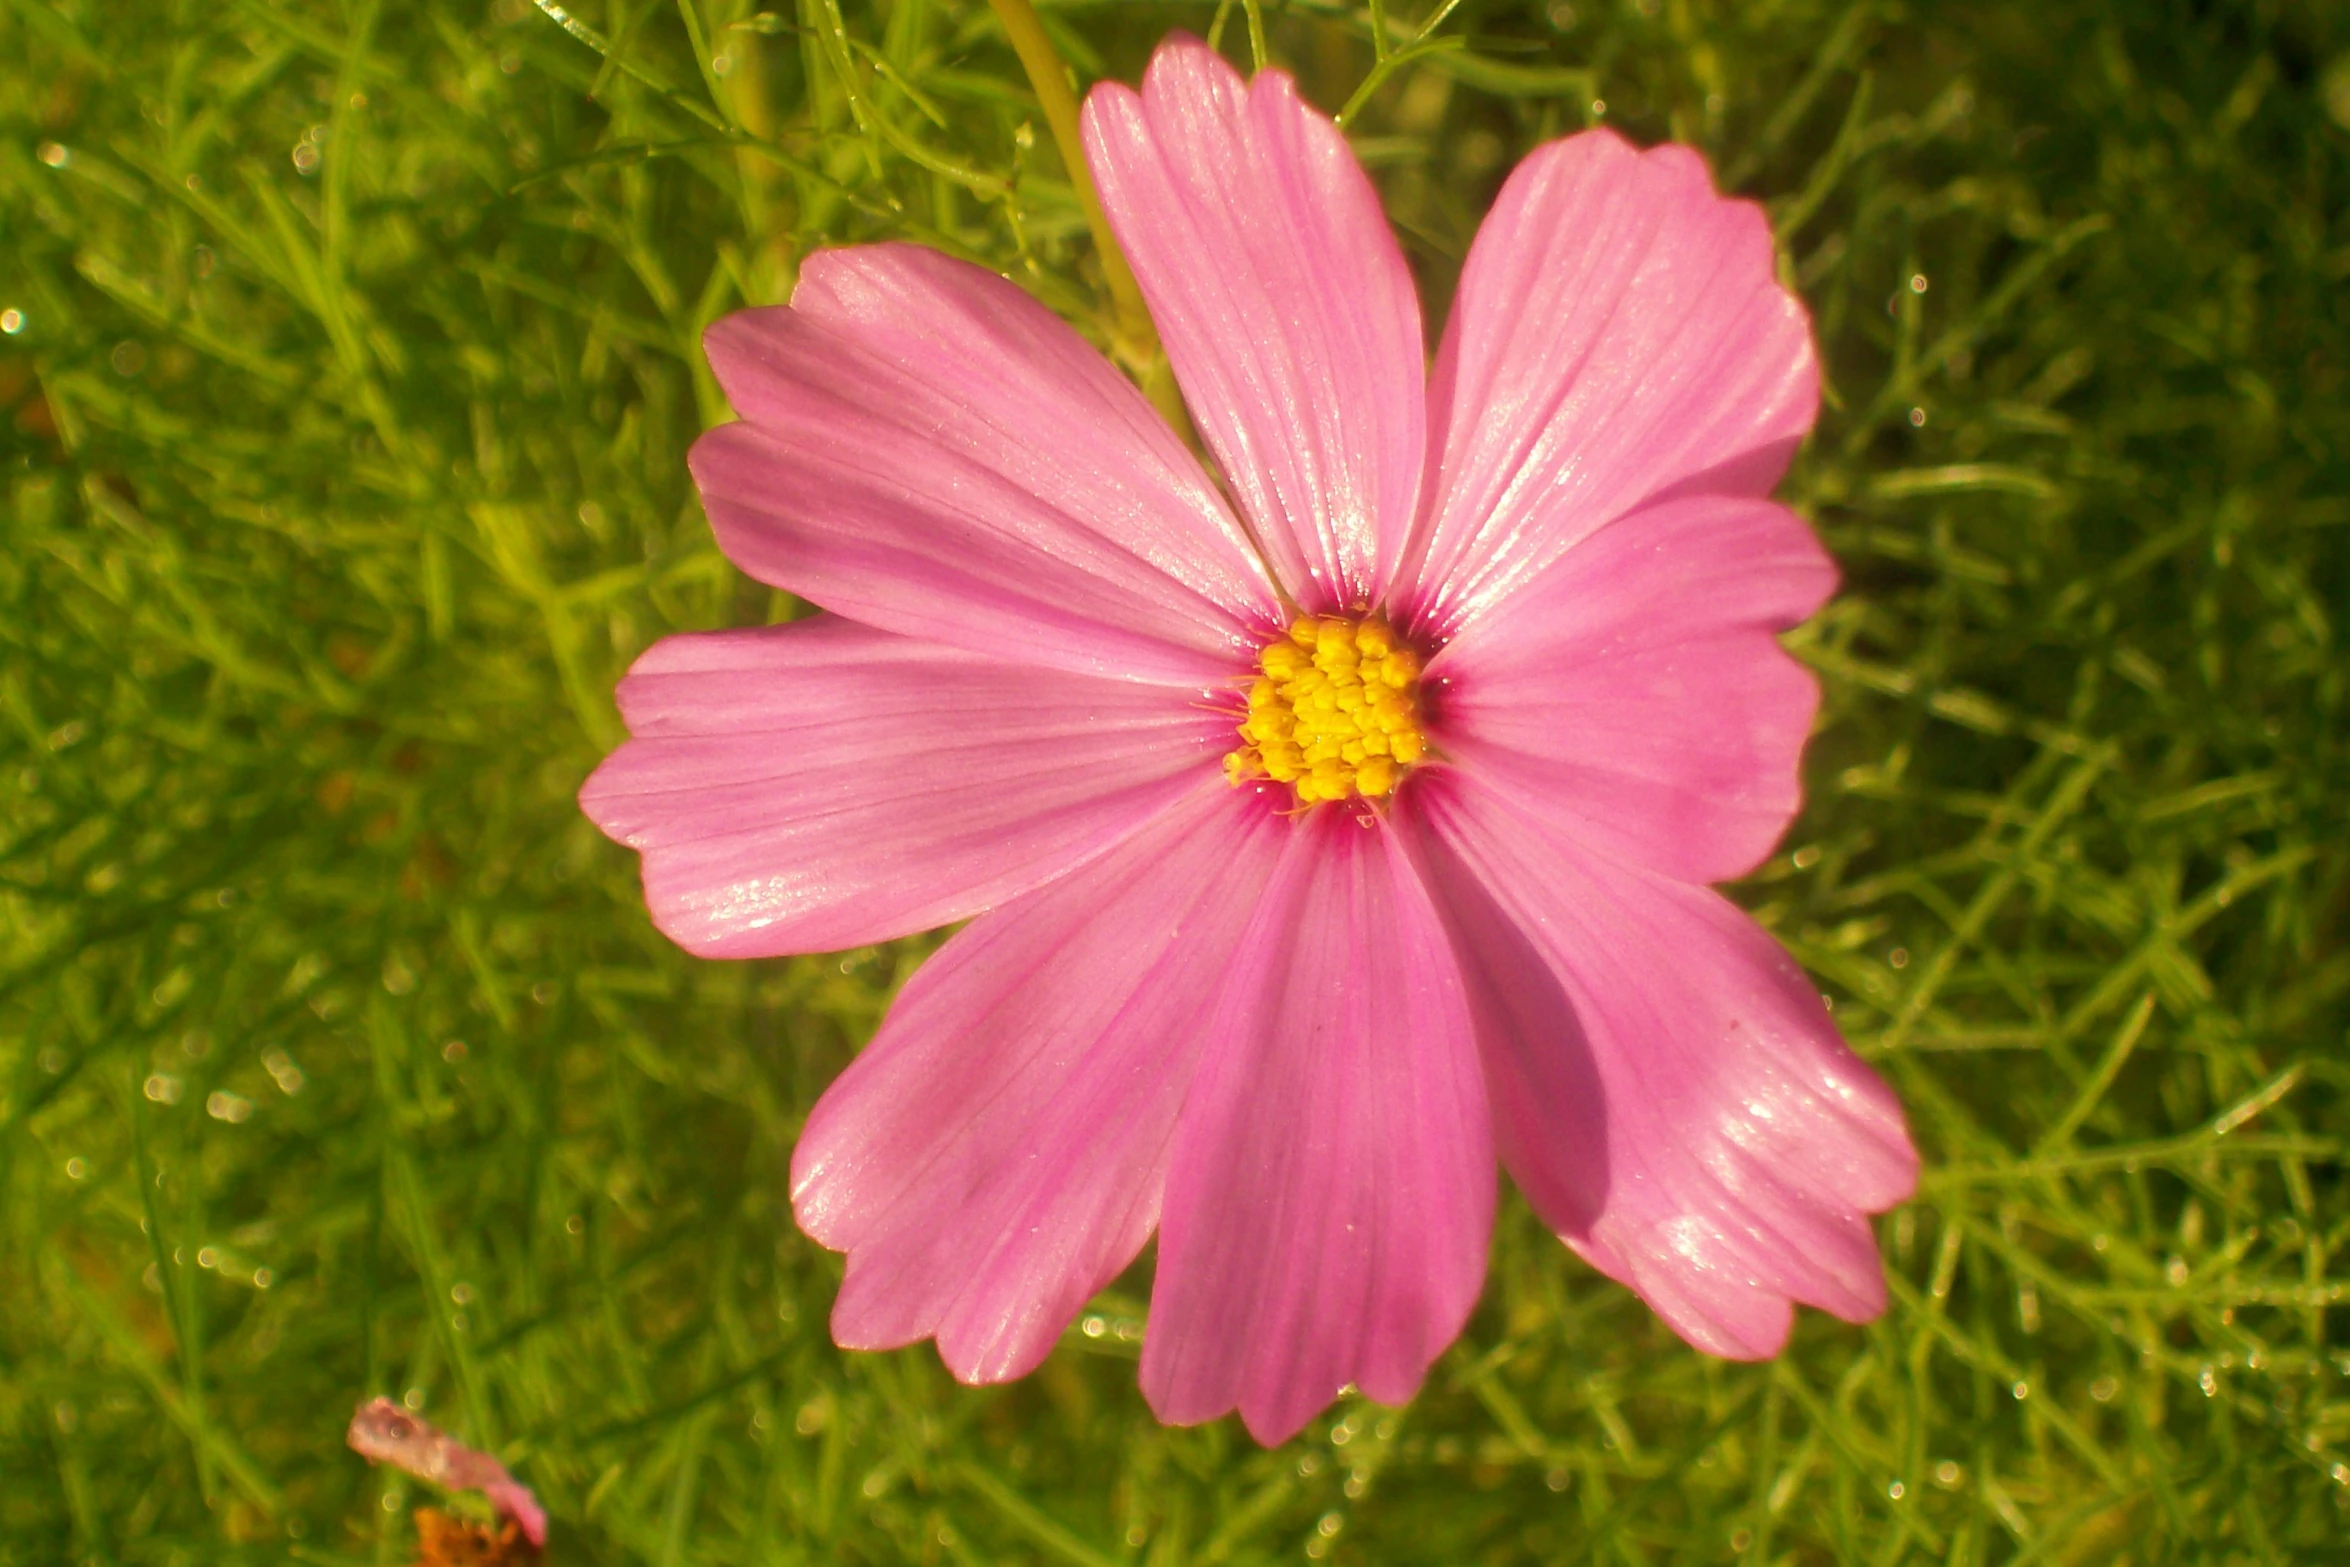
xmin=3 ymin=0 xmax=2346 ymax=1561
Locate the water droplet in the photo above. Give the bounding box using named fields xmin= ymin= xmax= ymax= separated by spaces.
xmin=2011 ymin=1380 xmax=2030 ymax=1400
xmin=2089 ymin=1375 xmax=2118 ymax=1403
xmin=63 ymin=1157 xmax=87 ymax=1180
xmin=253 ymin=1267 xmax=274 ymax=1289
xmin=1933 ymin=1460 xmax=1962 ymax=1487
xmin=0 ymin=308 xmax=22 ymax=335
xmin=1910 ymin=274 xmax=1930 ymax=294
xmin=37 ymin=142 xmax=68 ymax=168
xmin=261 ymin=1048 xmax=306 ymax=1095
xmin=143 ymin=1073 xmax=183 ymax=1105
xmin=1888 ymin=1480 xmax=1906 ymax=1500
xmin=1080 ymin=1315 xmax=1106 ymax=1338
xmin=205 ymin=1091 xmax=253 ymax=1124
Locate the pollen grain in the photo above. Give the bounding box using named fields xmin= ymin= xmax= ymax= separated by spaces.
xmin=1223 ymin=615 xmax=1426 ymax=805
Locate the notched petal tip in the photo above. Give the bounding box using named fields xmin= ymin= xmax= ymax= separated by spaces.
xmin=1416 ymin=776 xmax=1915 ymax=1365
xmin=789 ymin=788 xmax=1290 ymax=1396
xmin=1083 ymin=30 xmax=1427 ymax=616
xmin=685 ymin=246 xmax=1277 ymax=681
xmin=695 ymin=305 xmax=793 ymax=413
xmin=1402 ymin=120 xmax=1822 ymax=634
xmin=1131 ymin=30 xmax=1247 ymax=106
xmin=1427 ymin=494 xmax=1845 ymax=884
xmin=1140 ymin=812 xmax=1492 ymax=1447
xmin=576 ymin=620 xmax=1222 ymax=958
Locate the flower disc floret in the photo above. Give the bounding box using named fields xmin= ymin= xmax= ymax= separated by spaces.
xmin=1224 ymin=615 xmax=1426 ymax=803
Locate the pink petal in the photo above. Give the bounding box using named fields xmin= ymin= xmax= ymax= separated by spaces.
xmin=793 ymin=785 xmax=1286 ymax=1383
xmin=1397 ymin=130 xmax=1819 ymax=638
xmin=1409 ymin=774 xmax=1916 ymax=1358
xmin=1427 ymin=493 xmax=1836 ymax=884
xmin=579 ymin=616 xmax=1224 ymax=956
xmin=481 ymin=1482 xmax=549 ymax=1551
xmin=347 ymin=1398 xmax=548 ymax=1549
xmin=1142 ymin=809 xmax=1492 ymax=1445
xmin=1083 ymin=36 xmax=1426 ymax=613
xmin=693 ymin=243 xmax=1276 ymax=685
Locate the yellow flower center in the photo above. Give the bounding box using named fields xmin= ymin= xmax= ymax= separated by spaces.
xmin=1223 ymin=615 xmax=1427 ymax=804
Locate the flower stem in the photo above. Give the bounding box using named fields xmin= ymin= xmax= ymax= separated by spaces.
xmin=986 ymin=0 xmax=1191 ymax=439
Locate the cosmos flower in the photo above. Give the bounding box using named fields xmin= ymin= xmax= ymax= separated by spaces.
xmin=581 ymin=35 xmax=1917 ymax=1445
xmin=347 ymin=1397 xmax=548 ymax=1551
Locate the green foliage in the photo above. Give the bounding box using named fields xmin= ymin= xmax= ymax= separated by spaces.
xmin=2 ymin=0 xmax=2345 ymax=1562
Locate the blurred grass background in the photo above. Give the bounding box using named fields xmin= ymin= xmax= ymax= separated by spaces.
xmin=3 ymin=0 xmax=2347 ymax=1561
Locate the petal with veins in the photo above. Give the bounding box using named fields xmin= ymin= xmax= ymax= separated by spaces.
xmin=581 ymin=617 xmax=1223 ymax=956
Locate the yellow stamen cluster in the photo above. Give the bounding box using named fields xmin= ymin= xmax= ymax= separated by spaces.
xmin=1223 ymin=615 xmax=1426 ymax=804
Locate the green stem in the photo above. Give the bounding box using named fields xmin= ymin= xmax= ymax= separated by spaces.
xmin=986 ymin=0 xmax=1189 ymax=436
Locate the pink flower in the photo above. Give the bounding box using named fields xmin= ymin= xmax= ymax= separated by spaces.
xmin=581 ymin=35 xmax=1917 ymax=1444
xmin=347 ymin=1397 xmax=548 ymax=1549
